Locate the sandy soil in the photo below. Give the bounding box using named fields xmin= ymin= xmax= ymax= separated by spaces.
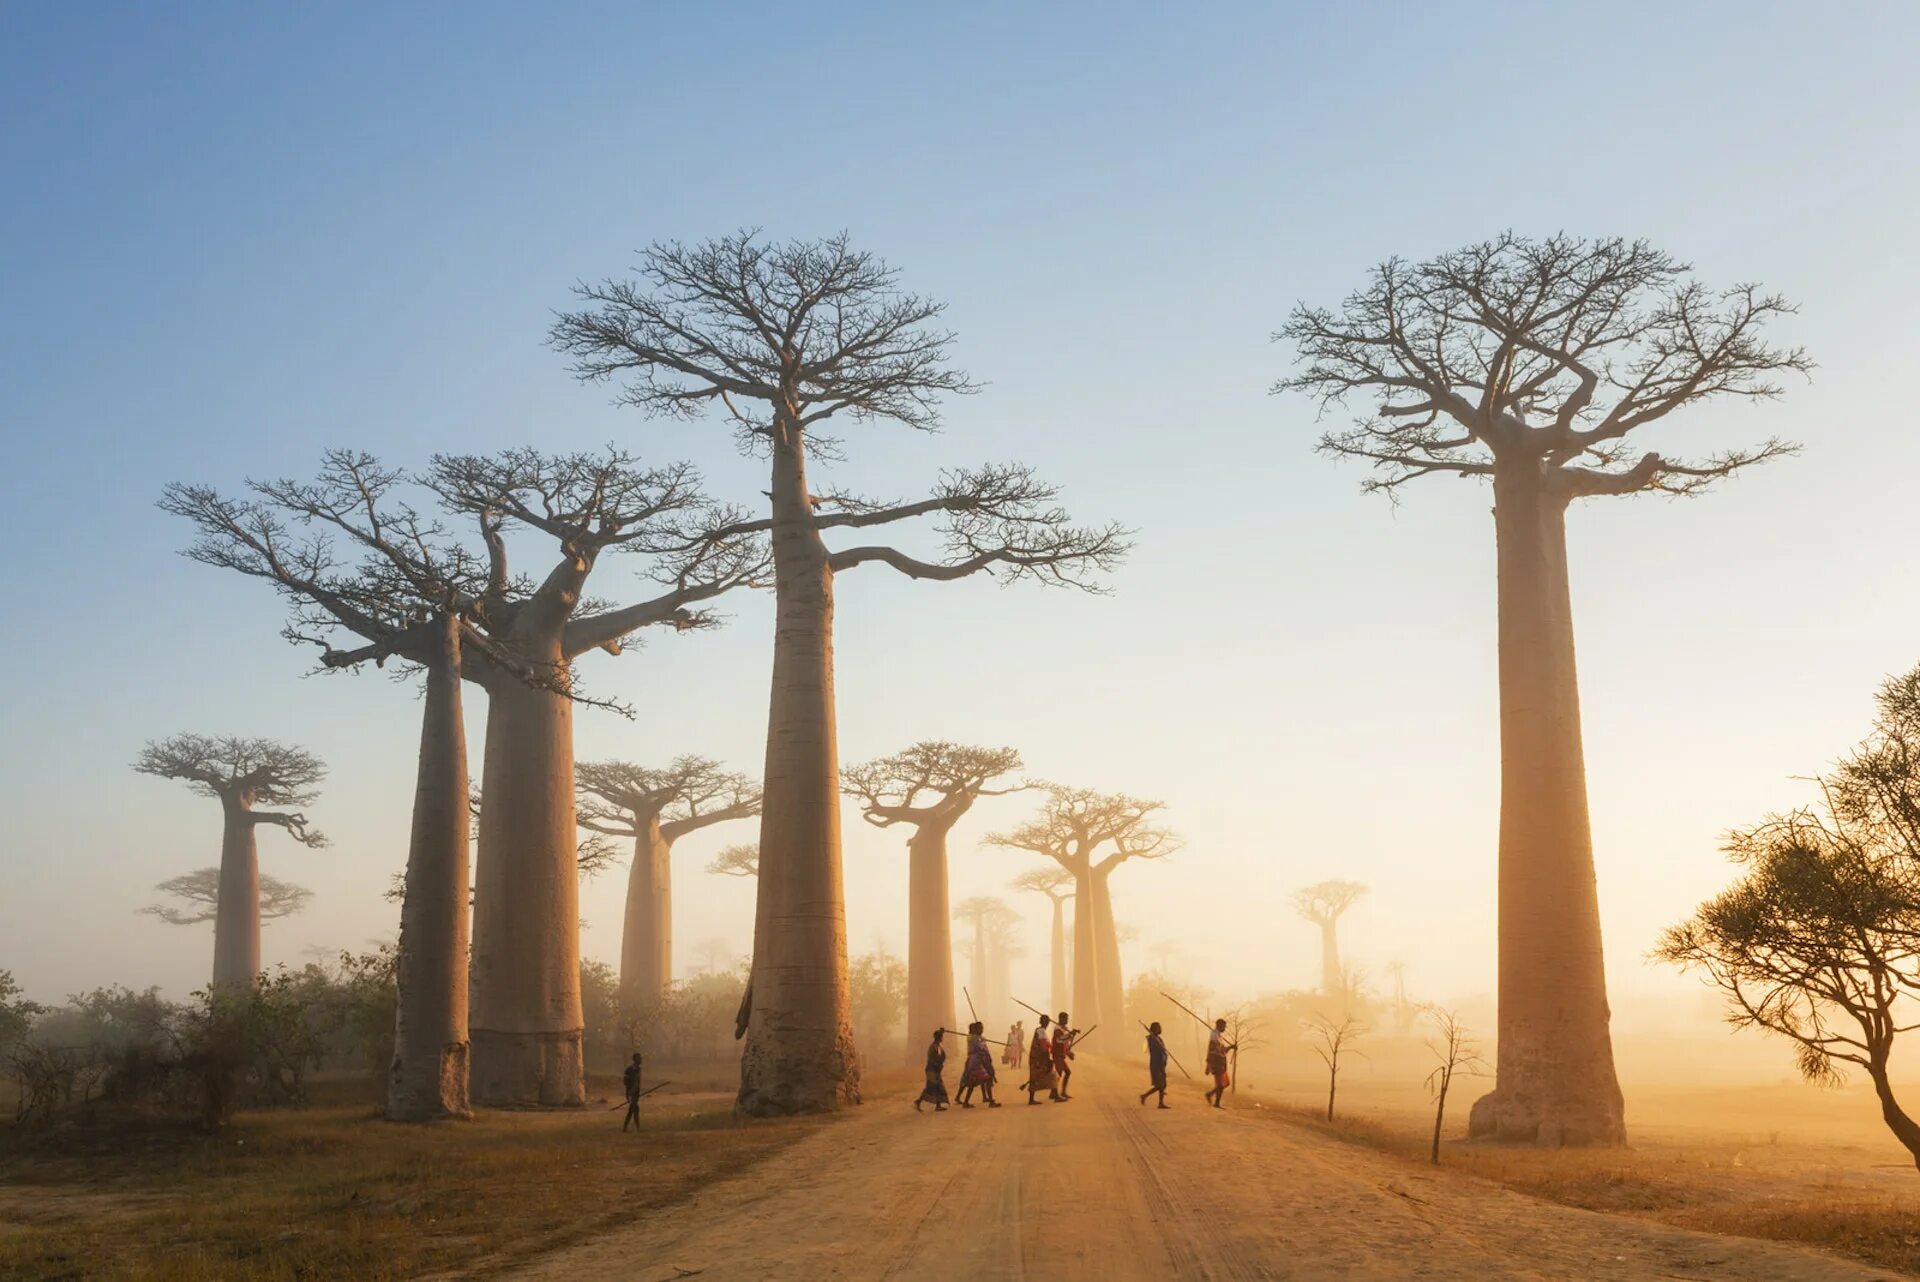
xmin=508 ymin=1077 xmax=1905 ymax=1282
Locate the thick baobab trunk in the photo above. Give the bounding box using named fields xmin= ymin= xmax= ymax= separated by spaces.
xmin=388 ymin=620 xmax=472 ymax=1121
xmin=211 ymin=797 xmax=261 ymax=989
xmin=470 ymin=651 xmax=585 ymax=1107
xmin=738 ymin=423 xmax=859 ymax=1115
xmin=903 ymin=824 xmax=957 ymax=1064
xmin=619 ymin=816 xmax=672 ymax=1013
xmin=1318 ymin=920 xmax=1341 ymax=998
xmin=1091 ymin=868 xmax=1125 ymax=1029
xmin=1468 ymin=467 xmax=1626 ymax=1146
xmin=1070 ymin=864 xmax=1099 ymax=1026
xmin=1049 ymin=895 xmax=1068 ymax=1014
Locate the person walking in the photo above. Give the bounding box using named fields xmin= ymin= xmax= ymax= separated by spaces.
xmin=1139 ymin=1022 xmax=1171 ymax=1109
xmin=1205 ymin=1018 xmax=1235 ymax=1108
xmin=621 ymin=1052 xmax=645 ymax=1132
xmin=1025 ymin=1014 xmax=1058 ymax=1104
xmin=915 ymin=1029 xmax=950 ymax=1113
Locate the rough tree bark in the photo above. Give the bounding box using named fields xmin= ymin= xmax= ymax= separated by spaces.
xmin=1469 ymin=464 xmax=1624 ymax=1145
xmin=738 ymin=419 xmax=859 ymax=1113
xmin=212 ymin=796 xmax=265 ymax=989
xmin=389 ymin=614 xmax=473 ymax=1121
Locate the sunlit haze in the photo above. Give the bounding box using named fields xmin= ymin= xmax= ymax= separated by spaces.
xmin=5 ymin=1 xmax=1919 ymax=1071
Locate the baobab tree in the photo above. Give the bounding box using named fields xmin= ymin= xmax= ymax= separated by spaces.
xmin=160 ymin=453 xmax=584 ymax=1120
xmin=553 ymin=232 xmax=1128 ymax=1114
xmin=1010 ymin=866 xmax=1075 ymax=1013
xmin=707 ymin=843 xmax=760 ymax=878
xmin=143 ymin=867 xmax=313 ymax=928
xmin=133 ymin=736 xmax=326 ymax=991
xmin=576 ymin=757 xmax=761 ymax=1011
xmin=989 ymin=787 xmax=1174 ymax=1029
xmin=1278 ymin=234 xmax=1809 ymax=1145
xmin=844 ymin=742 xmax=1026 ymax=1065
xmin=953 ymin=896 xmax=1019 ymax=1025
xmin=1294 ymin=880 xmax=1367 ymax=999
xmin=425 ymin=448 xmax=765 ymax=1107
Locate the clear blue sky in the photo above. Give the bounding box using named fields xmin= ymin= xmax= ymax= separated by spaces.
xmin=4 ymin=3 xmax=1917 ymax=1062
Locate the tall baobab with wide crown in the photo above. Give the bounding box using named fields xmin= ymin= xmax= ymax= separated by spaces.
xmin=1010 ymin=866 xmax=1075 ymax=1014
xmin=1278 ymin=233 xmax=1809 ymax=1145
xmin=576 ymin=756 xmax=761 ymax=1011
xmin=1294 ymin=880 xmax=1367 ymax=999
xmin=988 ymin=787 xmax=1173 ymax=1029
xmin=133 ymin=735 xmax=327 ymax=990
xmin=425 ymin=448 xmax=765 ymax=1108
xmin=844 ymin=742 xmax=1026 ymax=1065
xmin=553 ymin=232 xmax=1128 ymax=1115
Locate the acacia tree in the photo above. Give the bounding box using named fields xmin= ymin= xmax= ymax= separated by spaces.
xmin=1306 ymin=1013 xmax=1366 ymax=1122
xmin=1010 ymin=866 xmax=1075 ymax=1013
xmin=1659 ymin=666 xmax=1920 ymax=1170
xmin=576 ymin=757 xmax=761 ymax=1012
xmin=161 ymin=453 xmax=569 ymax=1120
xmin=425 ymin=448 xmax=765 ymax=1107
xmin=1279 ymin=234 xmax=1809 ymax=1145
xmin=1294 ymin=881 xmax=1367 ymax=998
xmin=844 ymin=743 xmax=1026 ymax=1065
xmin=144 ymin=868 xmax=312 ymax=927
xmin=989 ymin=787 xmax=1172 ymax=1029
xmin=554 ymin=232 xmax=1127 ymax=1114
xmin=133 ymin=736 xmax=326 ymax=991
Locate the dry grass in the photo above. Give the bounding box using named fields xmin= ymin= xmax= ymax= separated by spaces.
xmin=1238 ymin=1063 xmax=1920 ymax=1277
xmin=0 ymin=1065 xmax=824 ymax=1281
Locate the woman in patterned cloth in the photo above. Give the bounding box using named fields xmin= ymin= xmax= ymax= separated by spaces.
xmin=957 ymin=1021 xmax=1001 ymax=1108
xmin=915 ymin=1028 xmax=950 ymax=1112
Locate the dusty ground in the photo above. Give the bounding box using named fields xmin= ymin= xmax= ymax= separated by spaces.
xmin=512 ymin=1067 xmax=1906 ymax=1282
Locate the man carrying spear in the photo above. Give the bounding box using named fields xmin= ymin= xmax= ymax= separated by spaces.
xmin=1139 ymin=1021 xmax=1175 ymax=1109
xmin=1205 ymin=1017 xmax=1235 ymax=1108
xmin=1161 ymin=990 xmax=1235 ymax=1108
xmin=956 ymin=1021 xmax=1002 ymax=1108
xmin=1025 ymin=1014 xmax=1060 ymax=1105
xmin=1052 ymin=1011 xmax=1076 ymax=1101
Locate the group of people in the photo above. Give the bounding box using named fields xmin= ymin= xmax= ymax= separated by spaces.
xmin=915 ymin=1011 xmax=1083 ymax=1111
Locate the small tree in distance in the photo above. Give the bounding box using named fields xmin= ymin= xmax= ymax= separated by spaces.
xmin=133 ymin=736 xmax=327 ymax=990
xmin=144 ymin=868 xmax=312 ymax=927
xmin=1423 ymin=1008 xmax=1486 ymax=1164
xmin=1305 ymin=1013 xmax=1366 ymax=1123
xmin=707 ymin=843 xmax=760 ymax=878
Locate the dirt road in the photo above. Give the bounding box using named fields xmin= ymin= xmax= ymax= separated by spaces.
xmin=512 ymin=1086 xmax=1903 ymax=1281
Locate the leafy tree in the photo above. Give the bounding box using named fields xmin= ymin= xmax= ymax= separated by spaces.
xmin=143 ymin=868 xmax=312 ymax=927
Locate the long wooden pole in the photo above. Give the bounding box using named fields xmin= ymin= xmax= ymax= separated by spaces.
xmin=1138 ymin=1019 xmax=1193 ymax=1080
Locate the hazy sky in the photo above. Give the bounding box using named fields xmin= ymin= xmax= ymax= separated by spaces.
xmin=4 ymin=3 xmax=1918 ymax=1032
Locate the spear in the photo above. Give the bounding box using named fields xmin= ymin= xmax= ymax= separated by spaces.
xmin=1012 ymin=996 xmax=1049 ymax=1021
xmin=1161 ymin=990 xmax=1229 ymax=1043
xmin=940 ymin=1027 xmax=1008 ymax=1047
xmin=605 ymin=1080 xmax=673 ymax=1110
xmin=963 ymin=986 xmax=980 ymax=1024
xmin=1068 ymin=1024 xmax=1097 ymax=1049
xmin=1139 ymin=1019 xmax=1193 ymax=1080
